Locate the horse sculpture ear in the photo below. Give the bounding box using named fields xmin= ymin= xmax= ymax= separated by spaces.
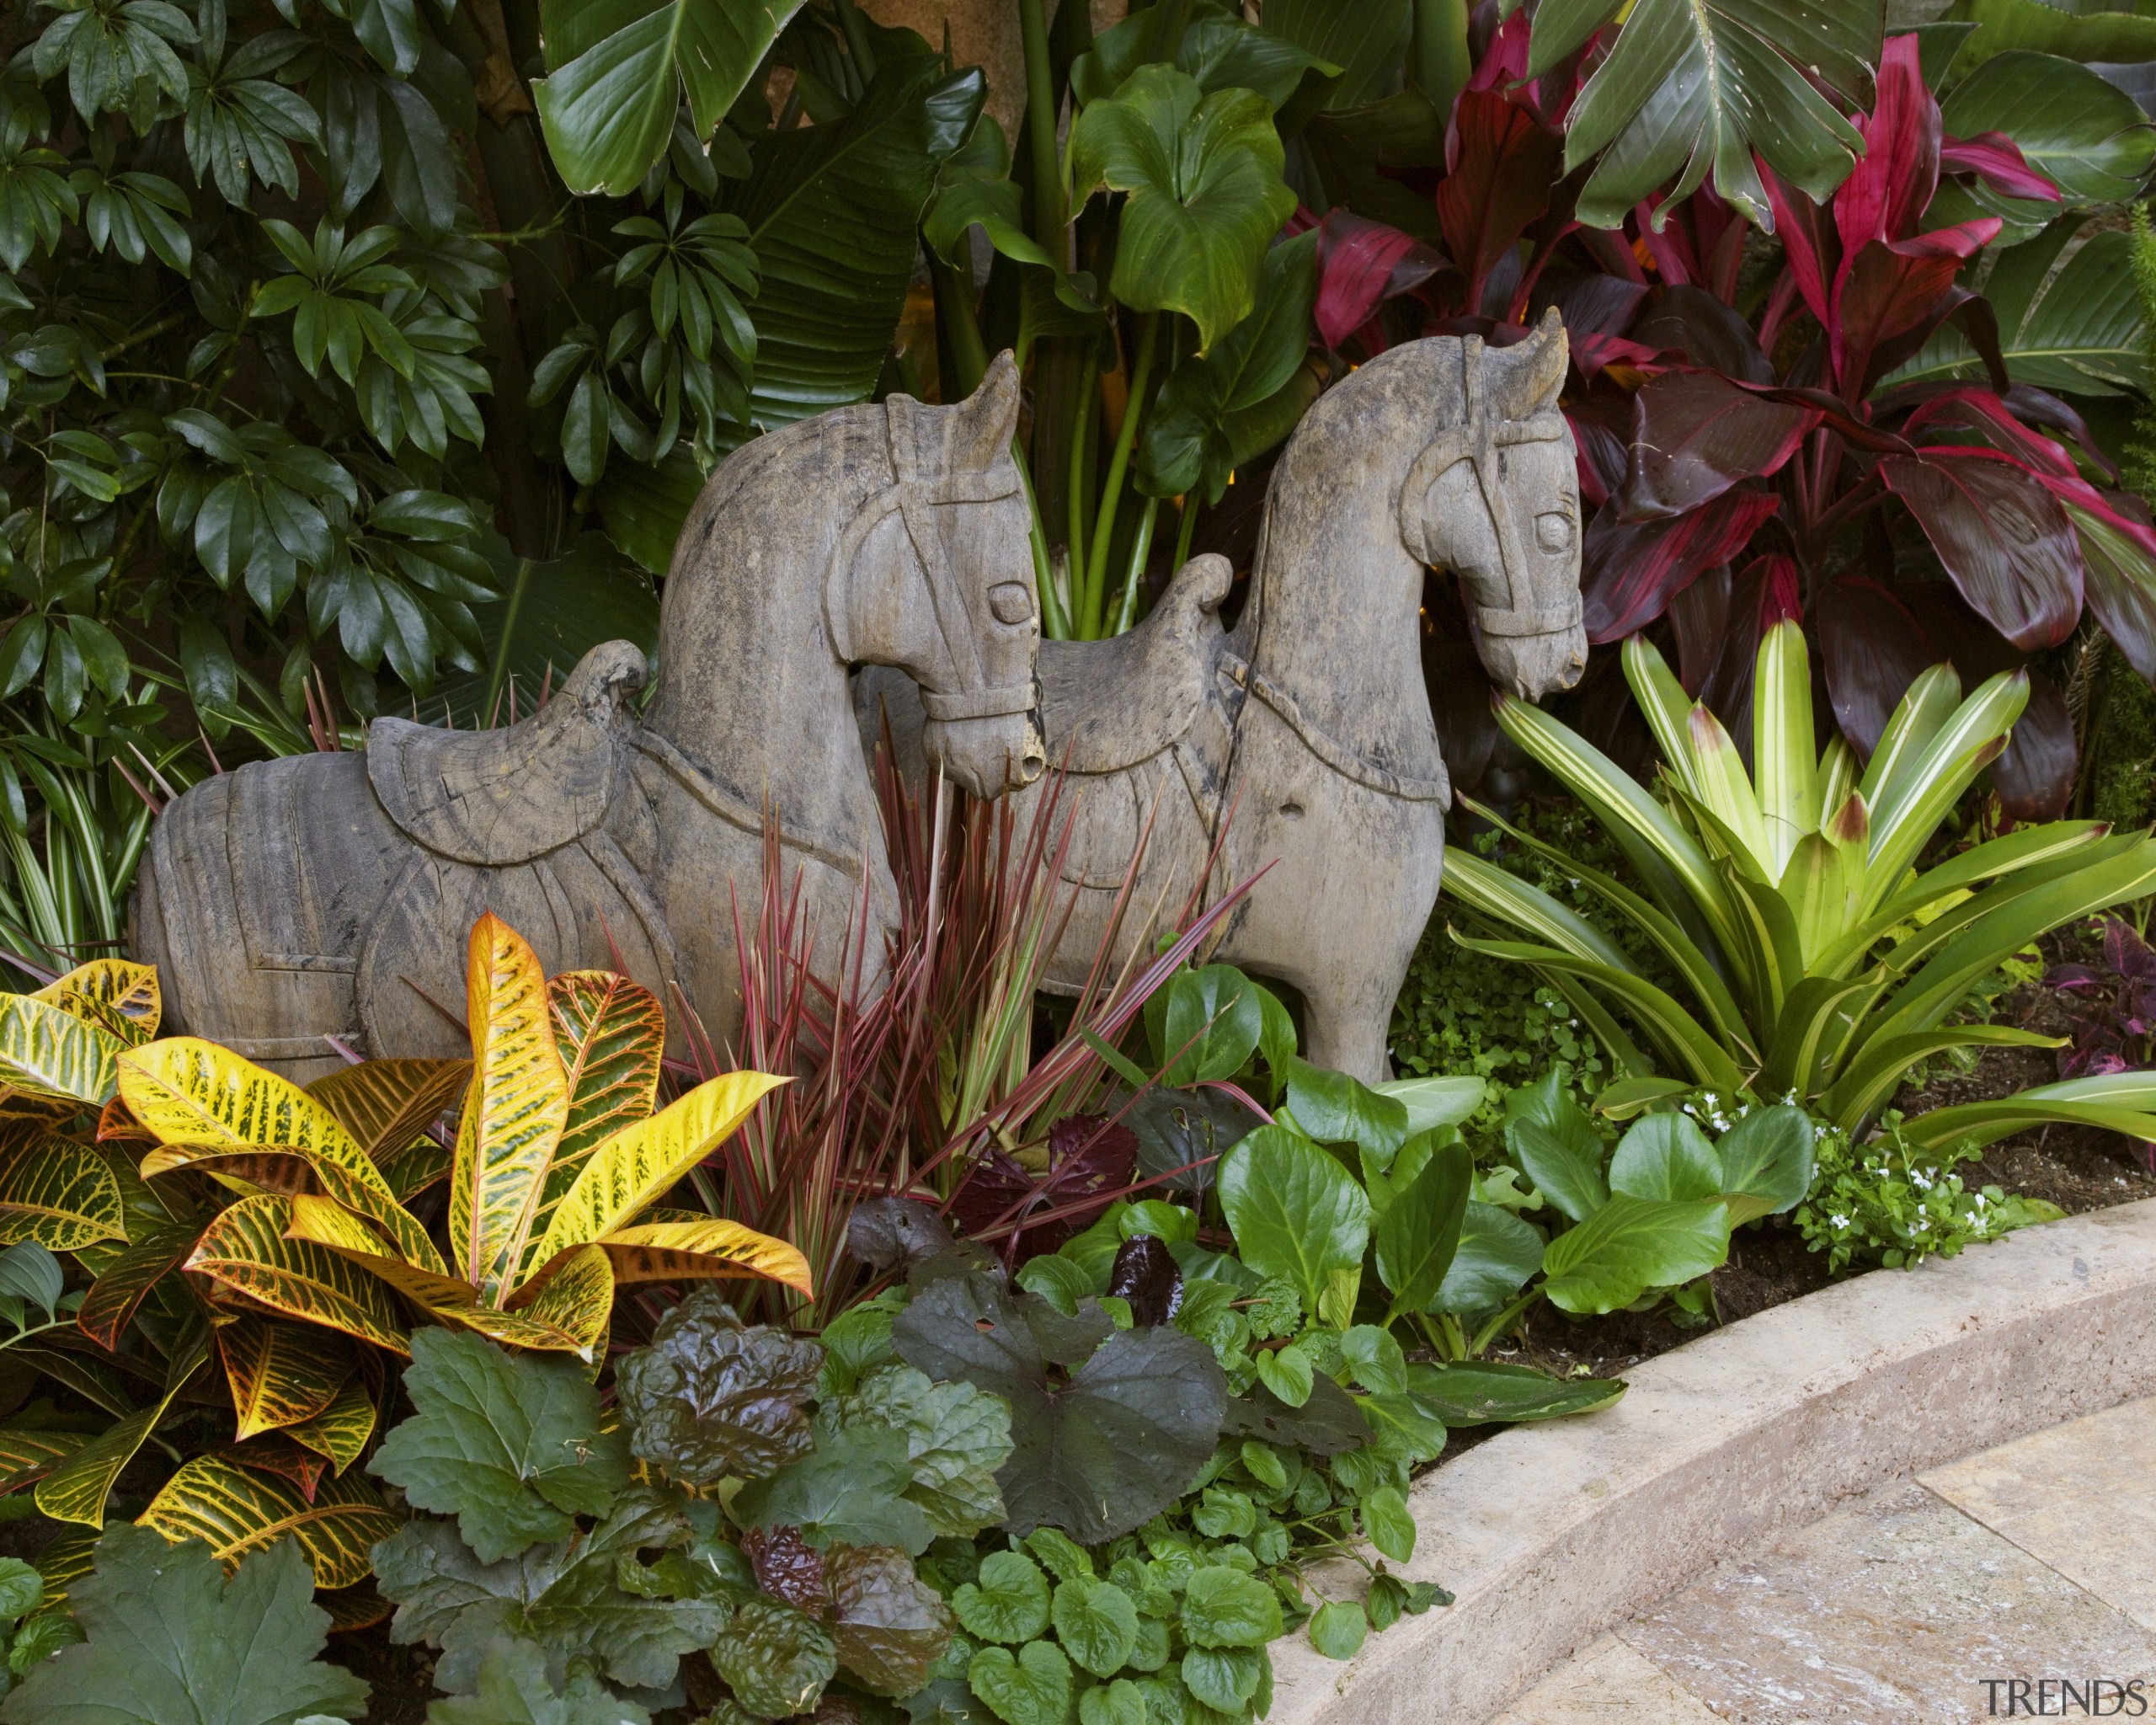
xmin=958 ymin=350 xmax=1022 ymax=465
xmin=1490 ymin=305 xmax=1568 ymax=420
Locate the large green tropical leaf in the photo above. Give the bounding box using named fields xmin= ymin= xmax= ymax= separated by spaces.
xmin=533 ymin=0 xmax=808 ymax=196
xmin=1260 ymin=0 xmax=1410 ymax=108
xmin=1531 ymin=0 xmax=1881 ymax=229
xmin=1945 ymin=0 xmax=2156 ymax=66
xmin=723 ymin=56 xmax=981 ymax=443
xmin=1068 ymin=65 xmax=1298 ymax=354
xmin=1937 ymin=53 xmax=2155 ymax=211
xmin=1891 ymin=218 xmax=2149 ymax=396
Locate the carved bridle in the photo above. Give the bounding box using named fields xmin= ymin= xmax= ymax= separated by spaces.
xmin=1399 ymin=334 xmax=1581 ymax=639
xmin=824 ymin=399 xmax=1037 ymax=724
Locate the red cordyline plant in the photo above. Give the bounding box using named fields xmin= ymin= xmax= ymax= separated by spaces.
xmin=1315 ymin=23 xmax=2156 ymax=819
xmin=677 ymin=746 xmax=1253 ymax=1322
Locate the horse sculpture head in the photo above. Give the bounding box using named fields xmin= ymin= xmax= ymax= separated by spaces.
xmin=830 ymin=352 xmax=1046 ymax=797
xmin=1399 ymin=307 xmax=1587 ymax=700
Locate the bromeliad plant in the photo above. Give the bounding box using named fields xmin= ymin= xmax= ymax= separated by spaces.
xmin=1444 ymin=617 xmax=2156 ymax=1149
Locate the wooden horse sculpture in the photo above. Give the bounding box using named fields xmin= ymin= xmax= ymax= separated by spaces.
xmin=861 ymin=312 xmax=1587 ymax=1082
xmin=135 ymin=355 xmax=1045 ymax=1079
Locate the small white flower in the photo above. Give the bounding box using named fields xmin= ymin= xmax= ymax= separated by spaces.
xmin=1830 ymin=1213 xmax=1850 ymax=1230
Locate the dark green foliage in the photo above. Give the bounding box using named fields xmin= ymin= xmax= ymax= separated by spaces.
xmin=612 ymin=1289 xmax=820 ymax=1486
xmin=0 ymin=1525 xmax=367 ymax=1725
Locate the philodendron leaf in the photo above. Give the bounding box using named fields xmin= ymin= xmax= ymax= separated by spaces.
xmin=429 ymin=1634 xmax=652 ymax=1725
xmin=368 ymin=1328 xmax=629 ymax=1563
xmin=825 ymin=1542 xmax=953 ymax=1698
xmin=1607 ymin=1114 xmax=1723 ymax=1203
xmin=733 ymin=1424 xmax=935 ymax=1556
xmin=819 ymin=1362 xmax=1012 ymax=1538
xmin=1540 ymin=1195 xmax=1732 ymax=1315
xmin=0 ymin=1525 xmax=367 ymax=1724
xmin=1711 ymin=1104 xmax=1817 ymax=1225
xmin=1432 ymin=1201 xmax=1545 ymax=1316
xmin=1216 ymin=1126 xmax=1371 ymax=1313
xmin=1404 ymin=1359 xmax=1627 ymax=1425
xmin=1067 ymin=64 xmax=1298 ymax=353
xmin=891 ymin=1273 xmax=1227 ymax=1545
xmin=612 ymin=1287 xmax=821 ymax=1485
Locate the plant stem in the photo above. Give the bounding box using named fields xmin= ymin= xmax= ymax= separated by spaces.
xmin=1171 ymin=493 xmax=1199 ymax=569
xmin=1113 ymin=494 xmax=1158 ymax=633
xmin=832 ymin=0 xmax=877 ymax=80
xmin=925 ymin=247 xmax=987 ymax=399
xmin=1016 ymin=454 xmax=1068 ymax=638
xmin=1084 ymin=312 xmax=1160 ymax=635
xmin=1065 ymin=350 xmax=1097 ymax=606
xmin=1017 ymin=0 xmax=1065 ymax=255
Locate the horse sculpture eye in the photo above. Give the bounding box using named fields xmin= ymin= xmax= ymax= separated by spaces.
xmin=1535 ymin=511 xmax=1575 ymax=553
xmin=988 ymin=581 xmax=1034 ymax=624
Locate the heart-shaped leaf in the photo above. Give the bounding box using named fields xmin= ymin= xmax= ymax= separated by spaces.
xmin=969 ymin=1639 xmax=1073 ymax=1725
xmin=1068 ymin=65 xmax=1297 ymax=353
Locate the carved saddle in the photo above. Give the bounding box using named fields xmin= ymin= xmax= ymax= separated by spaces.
xmin=136 ymin=640 xmax=681 ymax=1079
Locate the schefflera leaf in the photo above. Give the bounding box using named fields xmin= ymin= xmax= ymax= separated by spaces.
xmin=368 ymin=1327 xmax=630 ymax=1562
xmin=613 ymin=1286 xmax=822 ymax=1484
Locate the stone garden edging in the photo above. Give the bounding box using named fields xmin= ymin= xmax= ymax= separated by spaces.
xmin=1265 ymin=1195 xmax=2156 ymax=1725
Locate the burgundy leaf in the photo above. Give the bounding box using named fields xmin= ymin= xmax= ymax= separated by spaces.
xmin=1630 ymin=283 xmax=1772 ymax=383
xmin=2044 ymin=472 xmax=2156 ymax=685
xmin=1992 ymin=666 xmax=2076 ymax=823
xmin=1038 ymin=1114 xmax=1139 ymax=1238
xmin=2047 ymin=963 xmax=2108 ymax=991
xmin=1865 ymin=285 xmax=2007 ymax=398
xmin=1582 ymin=488 xmax=1781 ymax=642
xmin=1668 ymin=563 xmax=1732 ymax=696
xmin=2004 ymin=386 xmax=2123 ymax=484
xmin=1818 ymin=576 xmax=1935 ymax=759
xmin=1903 ymin=387 xmax=2078 ymax=478
xmin=1106 ymin=1235 xmax=1182 ymax=1327
xmin=1939 ymin=131 xmax=2061 ymax=203
xmin=1438 ymin=88 xmax=1564 ymax=315
xmin=1566 ymin=394 xmax=1632 ymax=508
xmin=1622 ymin=368 xmax=1818 ymax=520
xmin=1836 ymin=34 xmax=1941 ymax=256
xmin=1761 ymin=159 xmax=1838 ymax=329
xmin=1545 ymin=271 xmax=1650 ymax=339
xmin=1882 ymin=448 xmax=2083 ymax=649
xmin=744 ymin=1525 xmax=830 ymax=1615
xmin=1314 ymin=211 xmax=1444 ymax=350
xmin=1465 ymin=6 xmax=1534 ymax=91
xmin=1834 ymin=222 xmax=1999 ymax=396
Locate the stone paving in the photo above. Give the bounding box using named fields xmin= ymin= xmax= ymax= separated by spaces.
xmin=1486 ymin=1396 xmax=2156 ymax=1722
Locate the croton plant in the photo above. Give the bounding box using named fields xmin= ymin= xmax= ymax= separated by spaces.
xmin=1326 ymin=19 xmax=2156 ymax=818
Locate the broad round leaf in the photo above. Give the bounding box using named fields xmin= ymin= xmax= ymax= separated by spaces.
xmin=1540 ymin=1194 xmax=1732 ymax=1315
xmin=1216 ymin=1126 xmax=1371 ymax=1312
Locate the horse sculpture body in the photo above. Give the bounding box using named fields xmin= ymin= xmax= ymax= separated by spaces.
xmin=860 ymin=314 xmax=1586 ymax=1082
xmin=135 ymin=357 xmax=1045 ymax=1080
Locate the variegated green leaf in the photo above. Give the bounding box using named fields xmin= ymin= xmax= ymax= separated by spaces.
xmin=186 ymin=1195 xmax=411 ymax=1355
xmin=447 ymin=915 xmax=570 ymax=1304
xmin=1824 ymin=1026 xmax=2067 ymax=1132
xmin=36 ymin=1333 xmax=207 ymax=1527
xmin=0 ymin=1135 xmax=126 ymax=1250
xmin=1754 ymin=619 xmax=1817 ymax=879
xmin=139 ymin=1452 xmax=399 ymax=1589
xmin=77 ymin=1220 xmax=202 ymax=1350
xmin=529 ymin=1069 xmax=788 ymax=1269
xmin=0 ymin=1428 xmax=88 ymax=1495
xmin=0 ymin=995 xmax=123 ymax=1105
xmin=32 ymin=959 xmax=160 ymax=1048
xmin=215 ymin=1315 xmax=352 ymax=1442
xmin=305 ymin=1059 xmax=471 ymax=1161
xmin=120 ymin=1039 xmax=445 ymax=1274
xmin=282 ymin=1373 xmax=377 ymax=1473
xmin=530 ymin=970 xmax=666 ymax=1263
